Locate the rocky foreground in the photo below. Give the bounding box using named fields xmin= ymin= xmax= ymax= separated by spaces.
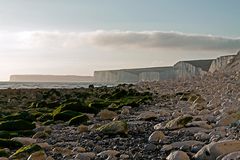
xmin=0 ymin=70 xmax=240 ymax=160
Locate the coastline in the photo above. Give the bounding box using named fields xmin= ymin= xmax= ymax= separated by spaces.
xmin=0 ymin=71 xmax=239 ymax=159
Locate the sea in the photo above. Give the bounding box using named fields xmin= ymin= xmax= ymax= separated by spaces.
xmin=0 ymin=82 xmax=116 ymax=89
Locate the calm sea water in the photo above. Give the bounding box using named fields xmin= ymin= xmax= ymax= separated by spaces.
xmin=0 ymin=82 xmax=115 ymax=89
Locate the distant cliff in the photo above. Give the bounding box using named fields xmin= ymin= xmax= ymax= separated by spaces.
xmin=9 ymin=75 xmax=93 ymax=82
xmin=225 ymin=51 xmax=240 ymax=72
xmin=209 ymin=55 xmax=235 ymax=73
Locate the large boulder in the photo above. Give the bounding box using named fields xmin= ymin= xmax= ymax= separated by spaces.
xmin=165 ymin=115 xmax=193 ymax=130
xmin=0 ymin=120 xmax=35 ymax=131
xmin=194 ymin=140 xmax=240 ymax=160
xmin=96 ymin=121 xmax=128 ymax=135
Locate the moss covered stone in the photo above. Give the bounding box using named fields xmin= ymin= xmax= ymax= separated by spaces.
xmin=0 ymin=138 xmax=23 ymax=149
xmin=37 ymin=113 xmax=53 ymax=122
xmin=3 ymin=111 xmax=35 ymax=122
xmin=10 ymin=144 xmax=42 ymax=159
xmin=0 ymin=130 xmax=35 ymax=139
xmin=68 ymin=115 xmax=90 ymax=126
xmin=96 ymin=121 xmax=128 ymax=135
xmin=0 ymin=120 xmax=35 ymax=131
xmin=53 ymin=110 xmax=81 ymax=121
xmin=165 ymin=115 xmax=193 ymax=130
xmin=53 ymin=101 xmax=98 ymax=116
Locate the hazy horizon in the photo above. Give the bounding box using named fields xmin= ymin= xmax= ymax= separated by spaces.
xmin=0 ymin=0 xmax=240 ymax=81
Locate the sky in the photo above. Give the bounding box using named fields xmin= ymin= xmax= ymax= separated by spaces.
xmin=0 ymin=0 xmax=240 ymax=81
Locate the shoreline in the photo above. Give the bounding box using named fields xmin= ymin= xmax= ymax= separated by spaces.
xmin=0 ymin=72 xmax=239 ymax=159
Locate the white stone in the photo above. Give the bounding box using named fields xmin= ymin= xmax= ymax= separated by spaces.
xmin=194 ymin=140 xmax=240 ymax=160
xmin=166 ymin=151 xmax=190 ymax=160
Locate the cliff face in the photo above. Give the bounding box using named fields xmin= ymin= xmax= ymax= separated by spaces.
xmin=174 ymin=61 xmax=208 ymax=80
xmin=10 ymin=75 xmax=93 ymax=82
xmin=94 ymin=67 xmax=175 ymax=83
xmin=225 ymin=51 xmax=240 ymax=72
xmin=209 ymin=55 xmax=235 ymax=73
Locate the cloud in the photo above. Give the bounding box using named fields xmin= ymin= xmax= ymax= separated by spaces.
xmin=16 ymin=30 xmax=240 ymax=52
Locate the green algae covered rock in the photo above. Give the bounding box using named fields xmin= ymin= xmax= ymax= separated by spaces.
xmin=0 ymin=138 xmax=23 ymax=149
xmin=0 ymin=130 xmax=35 ymax=139
xmin=96 ymin=121 xmax=128 ymax=135
xmin=10 ymin=144 xmax=42 ymax=159
xmin=53 ymin=101 xmax=98 ymax=117
xmin=37 ymin=113 xmax=53 ymax=122
xmin=53 ymin=110 xmax=81 ymax=121
xmin=3 ymin=111 xmax=35 ymax=122
xmin=0 ymin=120 xmax=35 ymax=131
xmin=68 ymin=114 xmax=90 ymax=126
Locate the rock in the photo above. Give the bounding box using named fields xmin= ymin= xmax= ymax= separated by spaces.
xmin=216 ymin=112 xmax=240 ymax=126
xmin=144 ymin=144 xmax=157 ymax=151
xmin=46 ymin=156 xmax=54 ymax=160
xmin=148 ymin=131 xmax=165 ymax=143
xmin=166 ymin=151 xmax=190 ymax=160
xmin=10 ymin=144 xmax=42 ymax=159
xmin=27 ymin=151 xmax=47 ymax=160
xmin=194 ymin=140 xmax=240 ymax=160
xmin=169 ymin=141 xmax=204 ymax=149
xmin=96 ymin=121 xmax=128 ymax=135
xmin=11 ymin=137 xmax=36 ymax=145
xmin=52 ymin=147 xmax=72 ymax=156
xmin=161 ymin=145 xmax=173 ymax=152
xmin=53 ymin=110 xmax=81 ymax=121
xmin=0 ymin=120 xmax=35 ymax=131
xmin=78 ymin=124 xmax=89 ymax=133
xmin=68 ymin=115 xmax=90 ymax=126
xmin=186 ymin=121 xmax=212 ymax=129
xmin=36 ymin=142 xmax=51 ymax=149
xmin=3 ymin=111 xmax=35 ymax=122
xmin=72 ymin=147 xmax=86 ymax=153
xmin=0 ymin=148 xmax=10 ymax=158
xmin=221 ymin=151 xmax=240 ymax=160
xmin=121 ymin=108 xmax=130 ymax=115
xmin=165 ymin=115 xmax=193 ymax=130
xmin=0 ymin=158 xmax=8 ymax=160
xmin=120 ymin=154 xmax=129 ymax=159
xmin=75 ymin=152 xmax=95 ymax=160
xmin=0 ymin=138 xmax=23 ymax=149
xmin=98 ymin=109 xmax=117 ymax=120
xmin=138 ymin=111 xmax=157 ymax=121
xmin=32 ymin=131 xmax=49 ymax=139
xmin=154 ymin=123 xmax=164 ymax=130
xmin=97 ymin=150 xmax=120 ymax=159
xmin=194 ymin=132 xmax=210 ymax=141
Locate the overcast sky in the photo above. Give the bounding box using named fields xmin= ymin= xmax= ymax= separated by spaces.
xmin=0 ymin=0 xmax=240 ymax=81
